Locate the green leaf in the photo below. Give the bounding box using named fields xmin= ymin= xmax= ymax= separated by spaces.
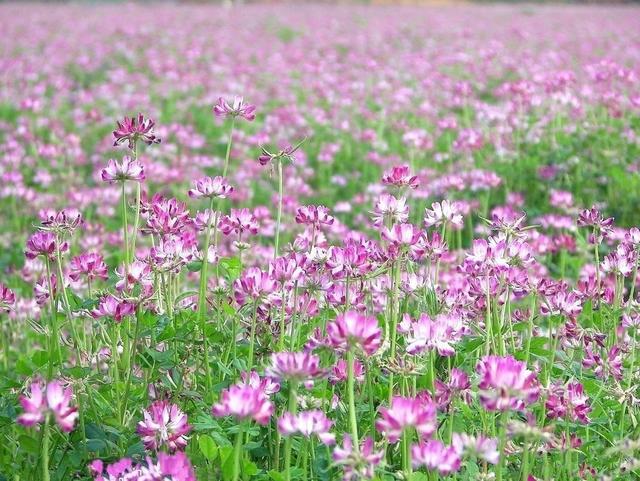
xmin=198 ymin=434 xmax=218 ymax=461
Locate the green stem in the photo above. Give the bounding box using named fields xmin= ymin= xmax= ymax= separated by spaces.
xmin=120 ymin=307 xmax=141 ymax=426
xmin=347 ymin=349 xmax=360 ymax=448
xmin=130 ymin=181 xmax=141 ymax=260
xmin=223 ymin=117 xmax=235 ymax=178
xmin=247 ymin=302 xmax=259 ymax=371
xmin=121 ymin=182 xmax=130 ymax=270
xmin=284 ymin=382 xmax=298 ymax=481
xmin=496 ymin=411 xmax=509 ymax=481
xmin=232 ymin=423 xmax=244 ymax=481
xmin=274 ymin=159 xmax=284 ymax=259
xmin=197 ymin=196 xmax=216 ymax=394
xmin=41 ymin=414 xmax=50 ymax=481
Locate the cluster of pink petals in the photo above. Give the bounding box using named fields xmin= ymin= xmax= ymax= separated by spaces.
xmin=376 ymin=395 xmax=437 ymax=443
xmin=332 ymin=435 xmax=384 ymax=481
xmin=213 ymin=96 xmax=256 ymax=121
xmin=101 ymin=156 xmax=145 ymax=183
xmin=136 ymin=400 xmax=191 ymax=452
xmin=17 ymin=380 xmax=78 ymax=432
xmin=89 ymin=451 xmax=195 ymax=481
xmin=477 ymin=355 xmax=540 ymax=411
xmin=326 ymin=311 xmax=382 ymax=355
xmin=112 ymin=113 xmax=161 ymax=149
xmin=188 ymin=176 xmax=234 ymax=199
xmin=266 ymin=351 xmax=326 ymax=382
xmin=278 ymin=410 xmax=335 ymax=445
xmin=211 ymin=381 xmax=274 ymax=425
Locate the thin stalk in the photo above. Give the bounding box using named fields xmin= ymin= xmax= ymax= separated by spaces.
xmin=197 ymin=197 xmax=216 ymax=394
xmin=120 ymin=307 xmax=141 ymax=426
xmin=232 ymin=423 xmax=244 ymax=481
xmin=274 ymin=159 xmax=284 ymax=259
xmin=347 ymin=349 xmax=360 ymax=448
xmin=247 ymin=301 xmax=259 ymax=371
xmin=284 ymin=382 xmax=298 ymax=481
xmin=41 ymin=414 xmax=51 ymax=481
xmin=120 ymin=182 xmax=130 ymax=271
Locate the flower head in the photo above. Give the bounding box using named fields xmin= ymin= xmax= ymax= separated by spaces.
xmin=211 ymin=382 xmax=274 ymax=425
xmin=266 ymin=352 xmax=326 ymax=382
xmin=137 ymin=400 xmax=191 ymax=452
xmin=278 ymin=410 xmax=335 ymax=445
xmin=188 ymin=176 xmax=234 ymax=199
xmin=113 ymin=113 xmax=161 ymax=149
xmin=17 ymin=380 xmax=78 ymax=432
xmin=376 ymin=395 xmax=437 ymax=443
xmin=333 ymin=436 xmax=384 ymax=481
xmin=326 ymin=311 xmax=381 ymax=355
xmin=476 ymin=355 xmax=540 ymax=411
xmin=101 ymin=156 xmax=145 ymax=183
xmin=213 ymin=96 xmax=256 ymax=121
xmin=411 ymin=439 xmax=461 ymax=474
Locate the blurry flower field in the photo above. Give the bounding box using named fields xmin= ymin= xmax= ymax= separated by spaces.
xmin=1 ymin=3 xmax=640 ymax=481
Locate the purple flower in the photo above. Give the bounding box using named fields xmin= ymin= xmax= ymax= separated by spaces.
xmin=137 ymin=400 xmax=191 ymax=452
xmin=266 ymin=352 xmax=326 ymax=382
xmin=477 ymin=355 xmax=540 ymax=411
xmin=411 ymin=439 xmax=461 ymax=474
xmin=188 ymin=176 xmax=234 ymax=199
xmin=17 ymin=380 xmax=78 ymax=432
xmin=25 ymin=231 xmax=67 ymax=260
xmin=381 ymin=164 xmax=419 ymax=189
xmin=91 ymin=294 xmax=136 ymax=323
xmin=326 ymin=311 xmax=381 ymax=355
xmin=0 ymin=283 xmax=15 ymax=312
xmin=101 ymin=156 xmax=145 ymax=183
xmin=213 ymin=96 xmax=256 ymax=121
xmin=424 ymin=200 xmax=464 ymax=229
xmin=546 ymin=381 xmax=591 ymax=424
xmin=278 ymin=410 xmax=335 ymax=445
xmin=112 ymin=113 xmax=161 ymax=149
xmin=376 ymin=395 xmax=437 ymax=443
xmin=451 ymin=433 xmax=499 ymax=464
xmin=211 ymin=382 xmax=274 ymax=425
xmin=333 ymin=436 xmax=384 ymax=481
xmin=68 ymin=252 xmax=108 ymax=282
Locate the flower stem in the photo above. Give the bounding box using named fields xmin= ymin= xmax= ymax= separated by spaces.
xmin=120 ymin=307 xmax=141 ymax=426
xmin=197 ymin=196 xmax=216 ymax=394
xmin=120 ymin=182 xmax=130 ymax=271
xmin=347 ymin=349 xmax=360 ymax=449
xmin=41 ymin=414 xmax=50 ymax=481
xmin=247 ymin=301 xmax=259 ymax=371
xmin=130 ymin=181 xmax=142 ymax=260
xmin=284 ymin=382 xmax=298 ymax=481
xmin=223 ymin=117 xmax=235 ymax=178
xmin=274 ymin=158 xmax=284 ymax=259
xmin=232 ymin=423 xmax=245 ymax=481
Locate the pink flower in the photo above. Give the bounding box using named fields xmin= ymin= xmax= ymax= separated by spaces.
xmin=333 ymin=436 xmax=384 ymax=481
xmin=381 ymin=164 xmax=419 ymax=189
xmin=68 ymin=252 xmax=108 ymax=282
xmin=477 ymin=355 xmax=540 ymax=411
xmin=137 ymin=400 xmax=191 ymax=452
xmin=219 ymin=208 xmax=259 ymax=238
xmin=266 ymin=352 xmax=326 ymax=382
xmin=188 ymin=176 xmax=234 ymax=199
xmin=412 ymin=440 xmax=461 ymax=474
xmin=233 ymin=267 xmax=277 ymax=306
xmin=0 ymin=283 xmax=15 ymax=312
xmin=18 ymin=380 xmax=78 ymax=432
xmin=546 ymin=381 xmax=591 ymax=424
xmin=326 ymin=311 xmax=381 ymax=355
xmin=400 ymin=313 xmax=465 ymax=356
xmin=376 ymin=396 xmax=437 ymax=443
xmin=329 ymin=358 xmax=365 ymax=385
xmin=424 ymin=200 xmax=464 ymax=229
xmin=295 ymin=205 xmax=335 ymax=226
xmin=372 ymin=194 xmax=409 ymax=228
xmin=91 ymin=294 xmax=136 ymax=323
xmin=112 ymin=113 xmax=161 ymax=149
xmin=211 ymin=382 xmax=273 ymax=425
xmin=213 ymin=96 xmax=256 ymax=121
xmin=240 ymin=370 xmax=280 ymax=396
xmin=278 ymin=410 xmax=335 ymax=445
xmin=39 ymin=208 xmax=83 ymax=233
xmin=25 ymin=231 xmax=67 ymax=260
xmin=451 ymin=433 xmax=500 ymax=464
xmin=101 ymin=156 xmax=145 ymax=183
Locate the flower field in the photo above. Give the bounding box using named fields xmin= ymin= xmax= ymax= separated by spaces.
xmin=1 ymin=3 xmax=640 ymax=480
